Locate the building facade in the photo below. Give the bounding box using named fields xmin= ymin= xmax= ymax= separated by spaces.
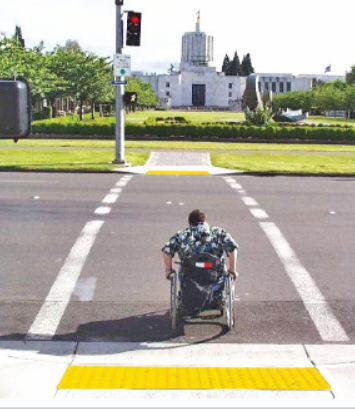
xmin=134 ymin=14 xmax=345 ymax=110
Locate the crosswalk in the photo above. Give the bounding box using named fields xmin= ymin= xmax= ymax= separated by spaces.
xmin=1 ymin=156 xmax=355 ymax=398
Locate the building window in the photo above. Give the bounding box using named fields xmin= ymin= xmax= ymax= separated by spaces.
xmin=287 ymin=82 xmax=292 ymax=92
xmin=258 ymin=82 xmax=261 ymax=92
xmin=166 ymin=82 xmax=170 ymax=88
xmin=228 ymin=92 xmax=232 ymax=98
xmin=279 ymin=82 xmax=284 ymax=93
xmin=272 ymin=82 xmax=277 ymax=93
xmin=166 ymin=91 xmax=170 ymax=97
xmin=265 ymin=82 xmax=269 ymax=91
xmin=229 ymin=83 xmax=233 ymax=89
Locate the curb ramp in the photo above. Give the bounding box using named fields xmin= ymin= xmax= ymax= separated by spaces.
xmin=114 ymin=165 xmax=243 ymax=176
xmin=2 ymin=341 xmax=355 ymax=400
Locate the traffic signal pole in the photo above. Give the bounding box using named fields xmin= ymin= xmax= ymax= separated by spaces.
xmin=114 ymin=3 xmax=128 ymax=165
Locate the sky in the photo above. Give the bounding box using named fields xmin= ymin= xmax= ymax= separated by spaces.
xmin=1 ymin=0 xmax=354 ymax=76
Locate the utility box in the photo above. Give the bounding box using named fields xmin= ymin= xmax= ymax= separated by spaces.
xmin=0 ymin=79 xmax=31 ymax=141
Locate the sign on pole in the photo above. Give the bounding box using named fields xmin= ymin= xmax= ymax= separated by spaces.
xmin=114 ymin=54 xmax=131 ymax=77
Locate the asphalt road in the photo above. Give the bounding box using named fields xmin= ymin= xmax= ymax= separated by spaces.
xmin=1 ymin=172 xmax=355 ymax=344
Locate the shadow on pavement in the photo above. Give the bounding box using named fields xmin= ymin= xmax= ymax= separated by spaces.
xmin=0 ymin=310 xmax=230 ymax=356
xmin=55 ymin=310 xmax=179 ymax=343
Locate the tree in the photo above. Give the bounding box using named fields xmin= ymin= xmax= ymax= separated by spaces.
xmin=343 ymin=85 xmax=355 ymax=118
xmin=240 ymin=53 xmax=255 ymax=76
xmin=222 ymin=54 xmax=230 ymax=73
xmin=312 ymin=78 xmax=325 ymax=88
xmin=64 ymin=40 xmax=82 ymax=53
xmin=14 ymin=25 xmax=25 ymax=47
xmin=273 ymin=90 xmax=315 ymax=112
xmin=49 ymin=45 xmax=115 ymax=120
xmin=126 ymin=77 xmax=158 ymax=108
xmin=86 ymin=56 xmax=113 ymax=119
xmin=315 ymin=86 xmax=344 ymax=113
xmin=325 ymin=79 xmax=347 ymax=90
xmin=0 ymin=34 xmax=62 ymax=108
xmin=226 ymin=51 xmax=240 ymax=76
xmin=346 ymin=66 xmax=355 ymax=85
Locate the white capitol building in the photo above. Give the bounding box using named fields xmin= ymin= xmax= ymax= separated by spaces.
xmin=134 ymin=14 xmax=344 ymax=110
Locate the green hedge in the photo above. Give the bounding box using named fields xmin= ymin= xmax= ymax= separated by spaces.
xmin=32 ymin=107 xmax=52 ymax=121
xmin=31 ymin=121 xmax=355 ymax=142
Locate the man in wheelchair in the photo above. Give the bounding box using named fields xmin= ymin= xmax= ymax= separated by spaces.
xmin=162 ymin=209 xmax=238 ymax=317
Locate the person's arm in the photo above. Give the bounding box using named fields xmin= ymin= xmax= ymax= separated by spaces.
xmin=163 ymin=252 xmax=174 ymax=280
xmin=228 ymin=249 xmax=238 ymax=279
xmin=162 ymin=233 xmax=179 ymax=280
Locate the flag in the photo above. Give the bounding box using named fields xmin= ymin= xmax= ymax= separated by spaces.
xmin=325 ymin=65 xmax=331 ymax=73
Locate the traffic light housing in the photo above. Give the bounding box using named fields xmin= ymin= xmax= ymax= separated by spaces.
xmin=126 ymin=12 xmax=142 ymax=47
xmin=0 ymin=79 xmax=31 ymax=141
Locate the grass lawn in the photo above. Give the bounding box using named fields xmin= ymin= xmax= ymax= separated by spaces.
xmin=125 ymin=110 xmax=245 ymax=124
xmin=0 ymin=149 xmax=149 ymax=172
xmin=34 ymin=112 xmax=355 ymax=126
xmin=2 ymin=143 xmax=355 ymax=174
xmin=34 ymin=112 xmax=355 ymax=127
xmin=2 ymin=139 xmax=355 ymax=153
xmin=211 ymin=153 xmax=355 ymax=174
xmin=305 ymin=116 xmax=355 ymax=126
xmin=34 ymin=111 xmax=245 ymax=125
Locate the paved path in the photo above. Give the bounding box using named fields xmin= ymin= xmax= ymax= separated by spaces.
xmin=3 ymin=340 xmax=355 ymax=399
xmin=146 ymin=151 xmax=211 ymax=166
xmin=117 ymin=151 xmax=235 ymax=176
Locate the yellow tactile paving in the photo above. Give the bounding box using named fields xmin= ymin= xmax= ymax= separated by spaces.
xmin=146 ymin=171 xmax=210 ymax=175
xmin=57 ymin=367 xmax=331 ymax=391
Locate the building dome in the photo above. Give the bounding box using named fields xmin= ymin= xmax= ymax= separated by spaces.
xmin=181 ymin=11 xmax=214 ymax=68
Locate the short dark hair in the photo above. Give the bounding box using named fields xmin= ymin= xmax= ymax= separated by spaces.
xmin=188 ymin=209 xmax=207 ymax=226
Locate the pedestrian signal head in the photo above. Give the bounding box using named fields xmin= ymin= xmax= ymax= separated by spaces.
xmin=0 ymin=78 xmax=31 ymax=142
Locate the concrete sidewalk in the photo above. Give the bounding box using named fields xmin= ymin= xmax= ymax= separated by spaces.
xmin=146 ymin=151 xmax=211 ymax=166
xmin=116 ymin=151 xmax=241 ymax=176
xmin=1 ymin=341 xmax=355 ymax=402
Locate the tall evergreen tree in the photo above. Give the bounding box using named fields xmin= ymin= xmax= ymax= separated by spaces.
xmin=240 ymin=53 xmax=255 ymax=76
xmin=246 ymin=53 xmax=255 ymax=75
xmin=64 ymin=40 xmax=82 ymax=53
xmin=226 ymin=51 xmax=240 ymax=76
xmin=14 ymin=25 xmax=25 ymax=47
xmin=222 ymin=54 xmax=230 ymax=73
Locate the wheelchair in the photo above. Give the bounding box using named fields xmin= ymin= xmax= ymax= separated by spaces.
xmin=169 ymin=263 xmax=236 ymax=331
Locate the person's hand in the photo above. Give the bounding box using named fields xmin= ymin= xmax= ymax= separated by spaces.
xmin=166 ymin=270 xmax=174 ymax=280
xmin=228 ymin=270 xmax=238 ymax=280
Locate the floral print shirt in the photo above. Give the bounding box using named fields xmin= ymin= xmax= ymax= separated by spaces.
xmin=162 ymin=222 xmax=238 ymax=262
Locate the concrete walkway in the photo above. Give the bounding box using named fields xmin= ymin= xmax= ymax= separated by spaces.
xmin=2 ymin=341 xmax=355 ymax=400
xmin=147 ymin=151 xmax=211 ymax=166
xmin=116 ymin=151 xmax=239 ymax=176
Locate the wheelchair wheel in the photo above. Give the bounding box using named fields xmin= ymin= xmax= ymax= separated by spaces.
xmin=170 ymin=271 xmax=178 ymax=331
xmin=224 ymin=275 xmax=235 ymax=330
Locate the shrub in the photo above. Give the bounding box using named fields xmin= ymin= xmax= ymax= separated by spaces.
xmin=245 ymin=107 xmax=274 ymax=126
xmin=31 ymin=107 xmax=52 ymax=121
xmin=145 ymin=117 xmax=157 ymax=126
xmin=146 ymin=116 xmax=191 ymax=125
xmin=31 ymin=118 xmax=355 ymax=143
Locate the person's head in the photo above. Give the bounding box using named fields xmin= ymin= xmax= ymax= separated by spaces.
xmin=188 ymin=209 xmax=207 ymax=227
